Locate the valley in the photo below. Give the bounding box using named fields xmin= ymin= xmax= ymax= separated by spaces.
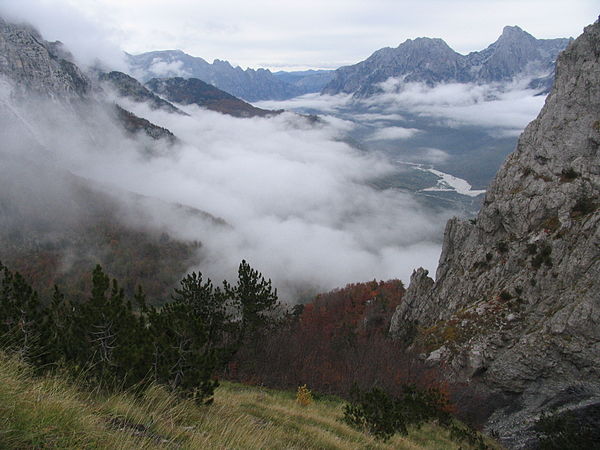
xmin=0 ymin=4 xmax=597 ymax=449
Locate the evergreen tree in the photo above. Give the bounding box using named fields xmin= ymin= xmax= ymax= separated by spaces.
xmin=148 ymin=297 xmax=219 ymax=404
xmin=224 ymin=260 xmax=279 ymax=345
xmin=0 ymin=262 xmax=44 ymax=361
xmin=74 ymin=265 xmax=150 ymax=387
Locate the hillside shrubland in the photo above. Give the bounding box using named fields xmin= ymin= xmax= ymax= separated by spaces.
xmin=0 ymin=260 xmax=497 ymax=448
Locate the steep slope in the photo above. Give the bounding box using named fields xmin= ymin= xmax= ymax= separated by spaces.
xmin=322 ymin=26 xmax=570 ymax=97
xmin=146 ymin=77 xmax=281 ymax=118
xmin=129 ymin=50 xmax=303 ymax=101
xmin=0 ymin=155 xmax=208 ymax=303
xmin=0 ymin=17 xmax=225 ymax=303
xmin=468 ymin=26 xmax=569 ymax=86
xmin=0 ymin=17 xmax=90 ymax=99
xmin=99 ymin=71 xmax=187 ymax=115
xmin=113 ymin=105 xmax=177 ymax=143
xmin=389 ymin=20 xmax=600 ymax=448
xmin=0 ymin=17 xmax=179 ymax=145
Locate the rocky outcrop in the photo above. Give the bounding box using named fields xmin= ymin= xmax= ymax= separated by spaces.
xmin=0 ymin=17 xmax=178 ymax=145
xmin=0 ymin=17 xmax=90 ymax=99
xmin=146 ymin=77 xmax=282 ymax=118
xmin=389 ymin=20 xmax=599 ymax=448
xmin=322 ymin=26 xmax=571 ymax=97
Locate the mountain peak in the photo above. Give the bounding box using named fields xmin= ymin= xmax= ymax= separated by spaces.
xmin=497 ymin=25 xmax=536 ymax=42
xmin=397 ymin=36 xmax=453 ymax=51
xmin=322 ymin=25 xmax=569 ymax=96
xmin=501 ymin=25 xmax=525 ymax=35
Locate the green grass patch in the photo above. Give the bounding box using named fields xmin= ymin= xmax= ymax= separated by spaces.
xmin=0 ymin=354 xmax=500 ymax=449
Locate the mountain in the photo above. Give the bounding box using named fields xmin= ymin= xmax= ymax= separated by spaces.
xmin=0 ymin=17 xmax=225 ymax=303
xmin=0 ymin=17 xmax=179 ymax=147
xmin=322 ymin=26 xmax=571 ymax=97
xmin=466 ymin=26 xmax=569 ymax=86
xmin=389 ymin=20 xmax=600 ymax=448
xmin=129 ymin=50 xmax=304 ymax=101
xmin=145 ymin=77 xmax=281 ymax=118
xmin=0 ymin=17 xmax=90 ymax=100
xmin=272 ymin=69 xmax=335 ymax=93
xmin=99 ymin=70 xmax=187 ymax=115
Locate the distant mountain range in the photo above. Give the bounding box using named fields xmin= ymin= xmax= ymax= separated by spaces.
xmin=128 ymin=50 xmax=334 ymax=102
xmin=322 ymin=26 xmax=571 ymax=97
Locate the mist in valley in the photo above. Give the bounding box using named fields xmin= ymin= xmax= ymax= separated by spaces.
xmin=0 ymin=1 xmax=555 ymax=301
xmin=0 ymin=75 xmax=456 ymax=300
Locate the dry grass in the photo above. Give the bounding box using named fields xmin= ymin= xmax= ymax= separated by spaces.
xmin=0 ymin=354 xmax=498 ymax=449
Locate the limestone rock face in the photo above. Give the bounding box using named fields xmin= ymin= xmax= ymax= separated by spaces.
xmin=0 ymin=17 xmax=90 ymax=99
xmin=389 ymin=20 xmax=600 ymax=448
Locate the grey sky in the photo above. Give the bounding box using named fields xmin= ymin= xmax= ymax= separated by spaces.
xmin=1 ymin=0 xmax=597 ymax=70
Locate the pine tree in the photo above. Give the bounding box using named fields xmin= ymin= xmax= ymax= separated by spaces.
xmin=0 ymin=262 xmax=44 ymax=361
xmin=224 ymin=260 xmax=279 ymax=345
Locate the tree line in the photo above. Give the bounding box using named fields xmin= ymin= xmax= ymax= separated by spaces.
xmin=0 ymin=260 xmax=278 ymax=404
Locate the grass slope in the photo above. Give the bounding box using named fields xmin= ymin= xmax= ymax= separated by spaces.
xmin=0 ymin=355 xmax=496 ymax=449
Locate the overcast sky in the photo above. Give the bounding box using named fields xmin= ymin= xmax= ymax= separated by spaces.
xmin=1 ymin=0 xmax=597 ymax=70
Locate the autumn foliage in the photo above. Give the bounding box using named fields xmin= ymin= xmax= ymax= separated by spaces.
xmin=228 ymin=279 xmax=452 ymax=405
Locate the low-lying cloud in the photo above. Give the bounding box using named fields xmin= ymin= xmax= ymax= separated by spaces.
xmin=102 ymin=101 xmax=449 ymax=298
xmin=147 ymin=58 xmax=191 ymax=78
xmin=367 ymin=126 xmax=420 ymax=141
xmin=255 ymin=93 xmax=352 ymax=114
xmin=258 ymin=77 xmax=546 ymax=140
xmin=4 ymin=88 xmax=451 ymax=300
xmin=366 ymin=78 xmax=546 ymax=135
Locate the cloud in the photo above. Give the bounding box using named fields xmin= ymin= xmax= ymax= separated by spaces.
xmin=147 ymin=58 xmax=190 ymax=78
xmin=254 ymin=93 xmax=352 ymax=114
xmin=0 ymin=0 xmax=128 ymax=71
xmin=2 ymin=86 xmax=453 ymax=300
xmin=364 ymin=79 xmax=547 ymax=135
xmin=412 ymin=148 xmax=450 ymax=164
xmin=367 ymin=126 xmax=420 ymax=141
xmin=352 ymin=112 xmax=405 ymax=122
xmin=1 ymin=0 xmax=593 ymax=70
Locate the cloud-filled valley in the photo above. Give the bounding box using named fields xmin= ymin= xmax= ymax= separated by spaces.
xmin=1 ymin=70 xmax=549 ymax=301
xmin=2 ymin=84 xmax=452 ymax=300
xmin=258 ymin=77 xmax=547 ymax=138
xmin=89 ymin=100 xmax=451 ymax=298
xmin=0 ymin=3 xmax=553 ymax=301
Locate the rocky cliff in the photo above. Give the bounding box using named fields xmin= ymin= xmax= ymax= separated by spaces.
xmin=389 ymin=20 xmax=600 ymax=448
xmin=0 ymin=17 xmax=90 ymax=99
xmin=323 ymin=26 xmax=571 ymax=97
xmin=0 ymin=17 xmax=181 ymax=147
